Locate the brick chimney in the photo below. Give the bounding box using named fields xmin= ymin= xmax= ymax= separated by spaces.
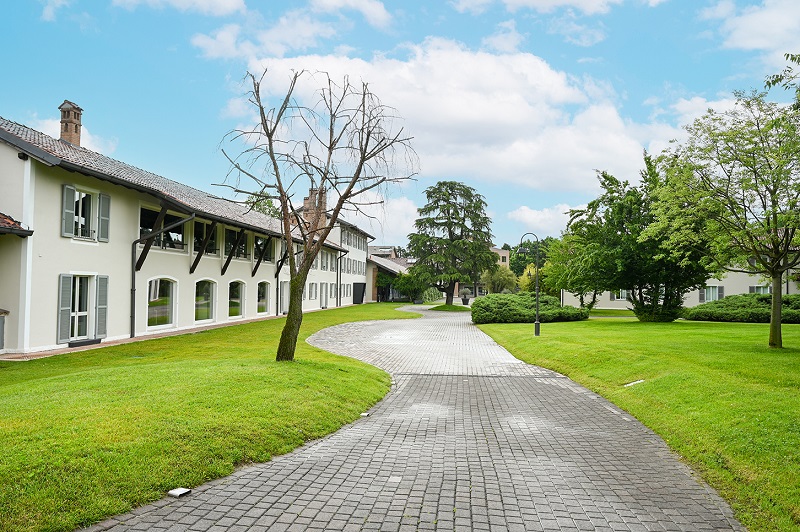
xmin=303 ymin=188 xmax=327 ymax=232
xmin=58 ymin=100 xmax=83 ymax=146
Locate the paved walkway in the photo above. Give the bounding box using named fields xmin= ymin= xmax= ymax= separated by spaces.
xmin=87 ymin=307 xmax=742 ymax=531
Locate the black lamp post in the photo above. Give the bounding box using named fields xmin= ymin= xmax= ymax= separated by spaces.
xmin=518 ymin=232 xmax=541 ymax=336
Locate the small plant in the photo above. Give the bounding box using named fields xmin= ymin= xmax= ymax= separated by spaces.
xmin=459 ymin=287 xmax=472 ymax=298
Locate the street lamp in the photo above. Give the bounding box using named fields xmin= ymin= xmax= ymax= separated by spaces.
xmin=518 ymin=232 xmax=540 ymax=336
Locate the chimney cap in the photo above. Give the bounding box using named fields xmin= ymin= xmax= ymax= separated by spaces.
xmin=58 ymin=100 xmax=83 ymax=112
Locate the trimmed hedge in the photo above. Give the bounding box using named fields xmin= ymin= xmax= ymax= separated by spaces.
xmin=471 ymin=292 xmax=588 ymax=324
xmin=683 ymin=293 xmax=800 ymax=323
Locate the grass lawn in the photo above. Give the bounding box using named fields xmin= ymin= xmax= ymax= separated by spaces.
xmin=429 ymin=304 xmax=472 ymax=312
xmin=478 ymin=318 xmax=800 ymax=532
xmin=588 ymin=308 xmax=637 ymax=318
xmin=0 ymin=303 xmax=417 ymax=532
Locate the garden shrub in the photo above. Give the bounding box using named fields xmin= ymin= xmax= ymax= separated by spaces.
xmin=683 ymin=293 xmax=800 ymax=323
xmin=422 ymin=287 xmax=442 ymax=303
xmin=471 ymin=292 xmax=588 ymax=324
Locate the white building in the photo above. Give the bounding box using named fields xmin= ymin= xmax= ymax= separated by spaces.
xmin=0 ymin=101 xmax=373 ymax=356
xmin=562 ymin=272 xmax=797 ymax=310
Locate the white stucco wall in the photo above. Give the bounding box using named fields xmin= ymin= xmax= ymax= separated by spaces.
xmin=1 ymin=139 xmax=371 ymax=354
xmin=562 ymin=270 xmax=799 ymax=310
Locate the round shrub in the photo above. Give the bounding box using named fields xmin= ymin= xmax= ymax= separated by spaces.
xmin=683 ymin=293 xmax=800 ymax=324
xmin=471 ymin=292 xmax=588 ymax=324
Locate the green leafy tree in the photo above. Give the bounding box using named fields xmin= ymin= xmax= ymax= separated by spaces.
xmin=225 ymin=70 xmax=417 ymax=361
xmin=245 ymin=194 xmax=281 ymax=218
xmin=540 ymin=236 xmax=607 ymax=309
xmin=509 ymin=237 xmax=554 ymax=276
xmin=654 ymin=91 xmax=800 ymax=347
xmin=407 ymin=181 xmax=498 ymax=305
xmin=393 ymin=271 xmax=429 ymax=302
xmin=766 ymin=52 xmax=800 ymax=108
xmin=480 ymin=266 xmax=517 ymax=294
xmin=569 ymin=154 xmax=713 ymax=321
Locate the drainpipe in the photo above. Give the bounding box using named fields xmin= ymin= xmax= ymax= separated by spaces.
xmin=336 ymin=249 xmax=349 ymax=307
xmin=130 ymin=214 xmax=195 ymax=338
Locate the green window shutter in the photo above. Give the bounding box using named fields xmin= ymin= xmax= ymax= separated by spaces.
xmin=718 ymin=286 xmax=725 ymax=299
xmin=96 ymin=276 xmax=109 ymax=338
xmin=57 ymin=274 xmax=73 ymax=344
xmin=699 ymin=289 xmax=705 ymax=303
xmin=749 ymin=286 xmax=755 ymax=293
xmin=98 ymin=194 xmax=111 ymax=242
xmin=610 ymin=291 xmax=616 ymax=301
xmin=62 ymin=185 xmax=76 ymax=237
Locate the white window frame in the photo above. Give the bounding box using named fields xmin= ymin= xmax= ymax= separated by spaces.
xmin=257 ymin=281 xmax=270 ymax=314
xmin=228 ymin=280 xmax=245 ymax=318
xmin=194 ymin=279 xmax=216 ymax=322
xmin=146 ymin=276 xmax=178 ymax=330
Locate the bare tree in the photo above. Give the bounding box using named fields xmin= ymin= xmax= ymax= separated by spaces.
xmin=224 ymin=70 xmax=417 ymax=361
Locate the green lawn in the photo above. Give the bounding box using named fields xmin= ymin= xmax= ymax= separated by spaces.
xmin=429 ymin=304 xmax=472 ymax=312
xmin=478 ymin=318 xmax=800 ymax=532
xmin=0 ymin=303 xmax=417 ymax=532
xmin=588 ymin=308 xmax=636 ymax=318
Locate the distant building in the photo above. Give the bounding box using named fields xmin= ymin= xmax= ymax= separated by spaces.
xmin=561 ymin=272 xmax=797 ymax=309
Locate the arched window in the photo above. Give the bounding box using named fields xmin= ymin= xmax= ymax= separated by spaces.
xmin=257 ymin=281 xmax=270 ymax=314
xmin=147 ymin=278 xmax=175 ymax=327
xmin=195 ymin=280 xmax=215 ymax=321
xmin=229 ymin=281 xmax=244 ymax=317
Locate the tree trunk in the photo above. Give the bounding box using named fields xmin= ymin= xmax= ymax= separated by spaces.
xmin=276 ymin=274 xmax=307 ymax=361
xmin=769 ymin=273 xmax=783 ymax=349
xmin=445 ymin=282 xmax=455 ymax=305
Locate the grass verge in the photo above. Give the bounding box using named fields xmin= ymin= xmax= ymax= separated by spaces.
xmin=428 ymin=304 xmax=471 ymax=312
xmin=0 ymin=303 xmax=417 ymax=532
xmin=588 ymin=308 xmax=636 ymax=318
xmin=478 ymin=318 xmax=800 ymax=531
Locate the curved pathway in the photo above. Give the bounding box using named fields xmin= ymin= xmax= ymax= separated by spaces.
xmin=89 ymin=307 xmax=742 ymax=531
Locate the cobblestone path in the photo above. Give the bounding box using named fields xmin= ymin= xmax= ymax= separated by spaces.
xmin=87 ymin=307 xmax=742 ymax=531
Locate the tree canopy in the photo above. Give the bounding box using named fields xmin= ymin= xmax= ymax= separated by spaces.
xmin=407 ymin=181 xmax=498 ymax=305
xmin=481 ymin=266 xmax=517 ymax=294
xmin=508 ymin=237 xmax=554 ymax=276
xmin=540 ymin=236 xmax=607 ymax=308
xmin=653 ymin=91 xmax=800 ymax=347
xmin=567 ymin=154 xmax=713 ymax=321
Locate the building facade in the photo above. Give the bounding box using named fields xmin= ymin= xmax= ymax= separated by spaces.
xmin=0 ymin=102 xmax=373 ymax=355
xmin=561 ymin=272 xmax=798 ymax=310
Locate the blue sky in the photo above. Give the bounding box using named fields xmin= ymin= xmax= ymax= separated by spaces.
xmin=4 ymin=0 xmax=800 ymax=247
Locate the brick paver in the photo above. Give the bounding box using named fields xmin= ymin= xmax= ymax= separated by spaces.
xmin=86 ymin=307 xmax=742 ymax=531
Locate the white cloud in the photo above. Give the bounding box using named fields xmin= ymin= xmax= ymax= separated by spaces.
xmin=192 ymin=11 xmax=336 ymax=59
xmin=706 ymin=0 xmax=800 ymax=70
xmin=227 ymin=37 xmax=688 ymax=195
xmin=507 ymin=203 xmax=581 ymax=237
xmin=450 ymin=0 xmax=493 ymax=14
xmin=112 ymin=0 xmax=245 ymax=16
xmin=310 ymin=0 xmax=392 ymax=29
xmin=548 ymin=10 xmax=606 ymax=46
xmin=670 ymin=95 xmax=739 ymax=126
xmin=502 ymin=0 xmax=623 ymax=15
xmin=482 ymin=20 xmax=525 ymax=53
xmin=41 ymin=0 xmax=70 ymax=21
xmin=192 ymin=24 xmax=245 ymax=59
xmin=342 ymin=191 xmax=420 ymax=245
xmin=699 ymin=0 xmax=736 ymax=20
xmin=31 ymin=118 xmax=119 ymax=155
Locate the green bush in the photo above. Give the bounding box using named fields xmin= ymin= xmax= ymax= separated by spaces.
xmin=471 ymin=292 xmax=588 ymax=324
xmin=422 ymin=287 xmax=442 ymax=303
xmin=684 ymin=293 xmax=800 ymax=323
